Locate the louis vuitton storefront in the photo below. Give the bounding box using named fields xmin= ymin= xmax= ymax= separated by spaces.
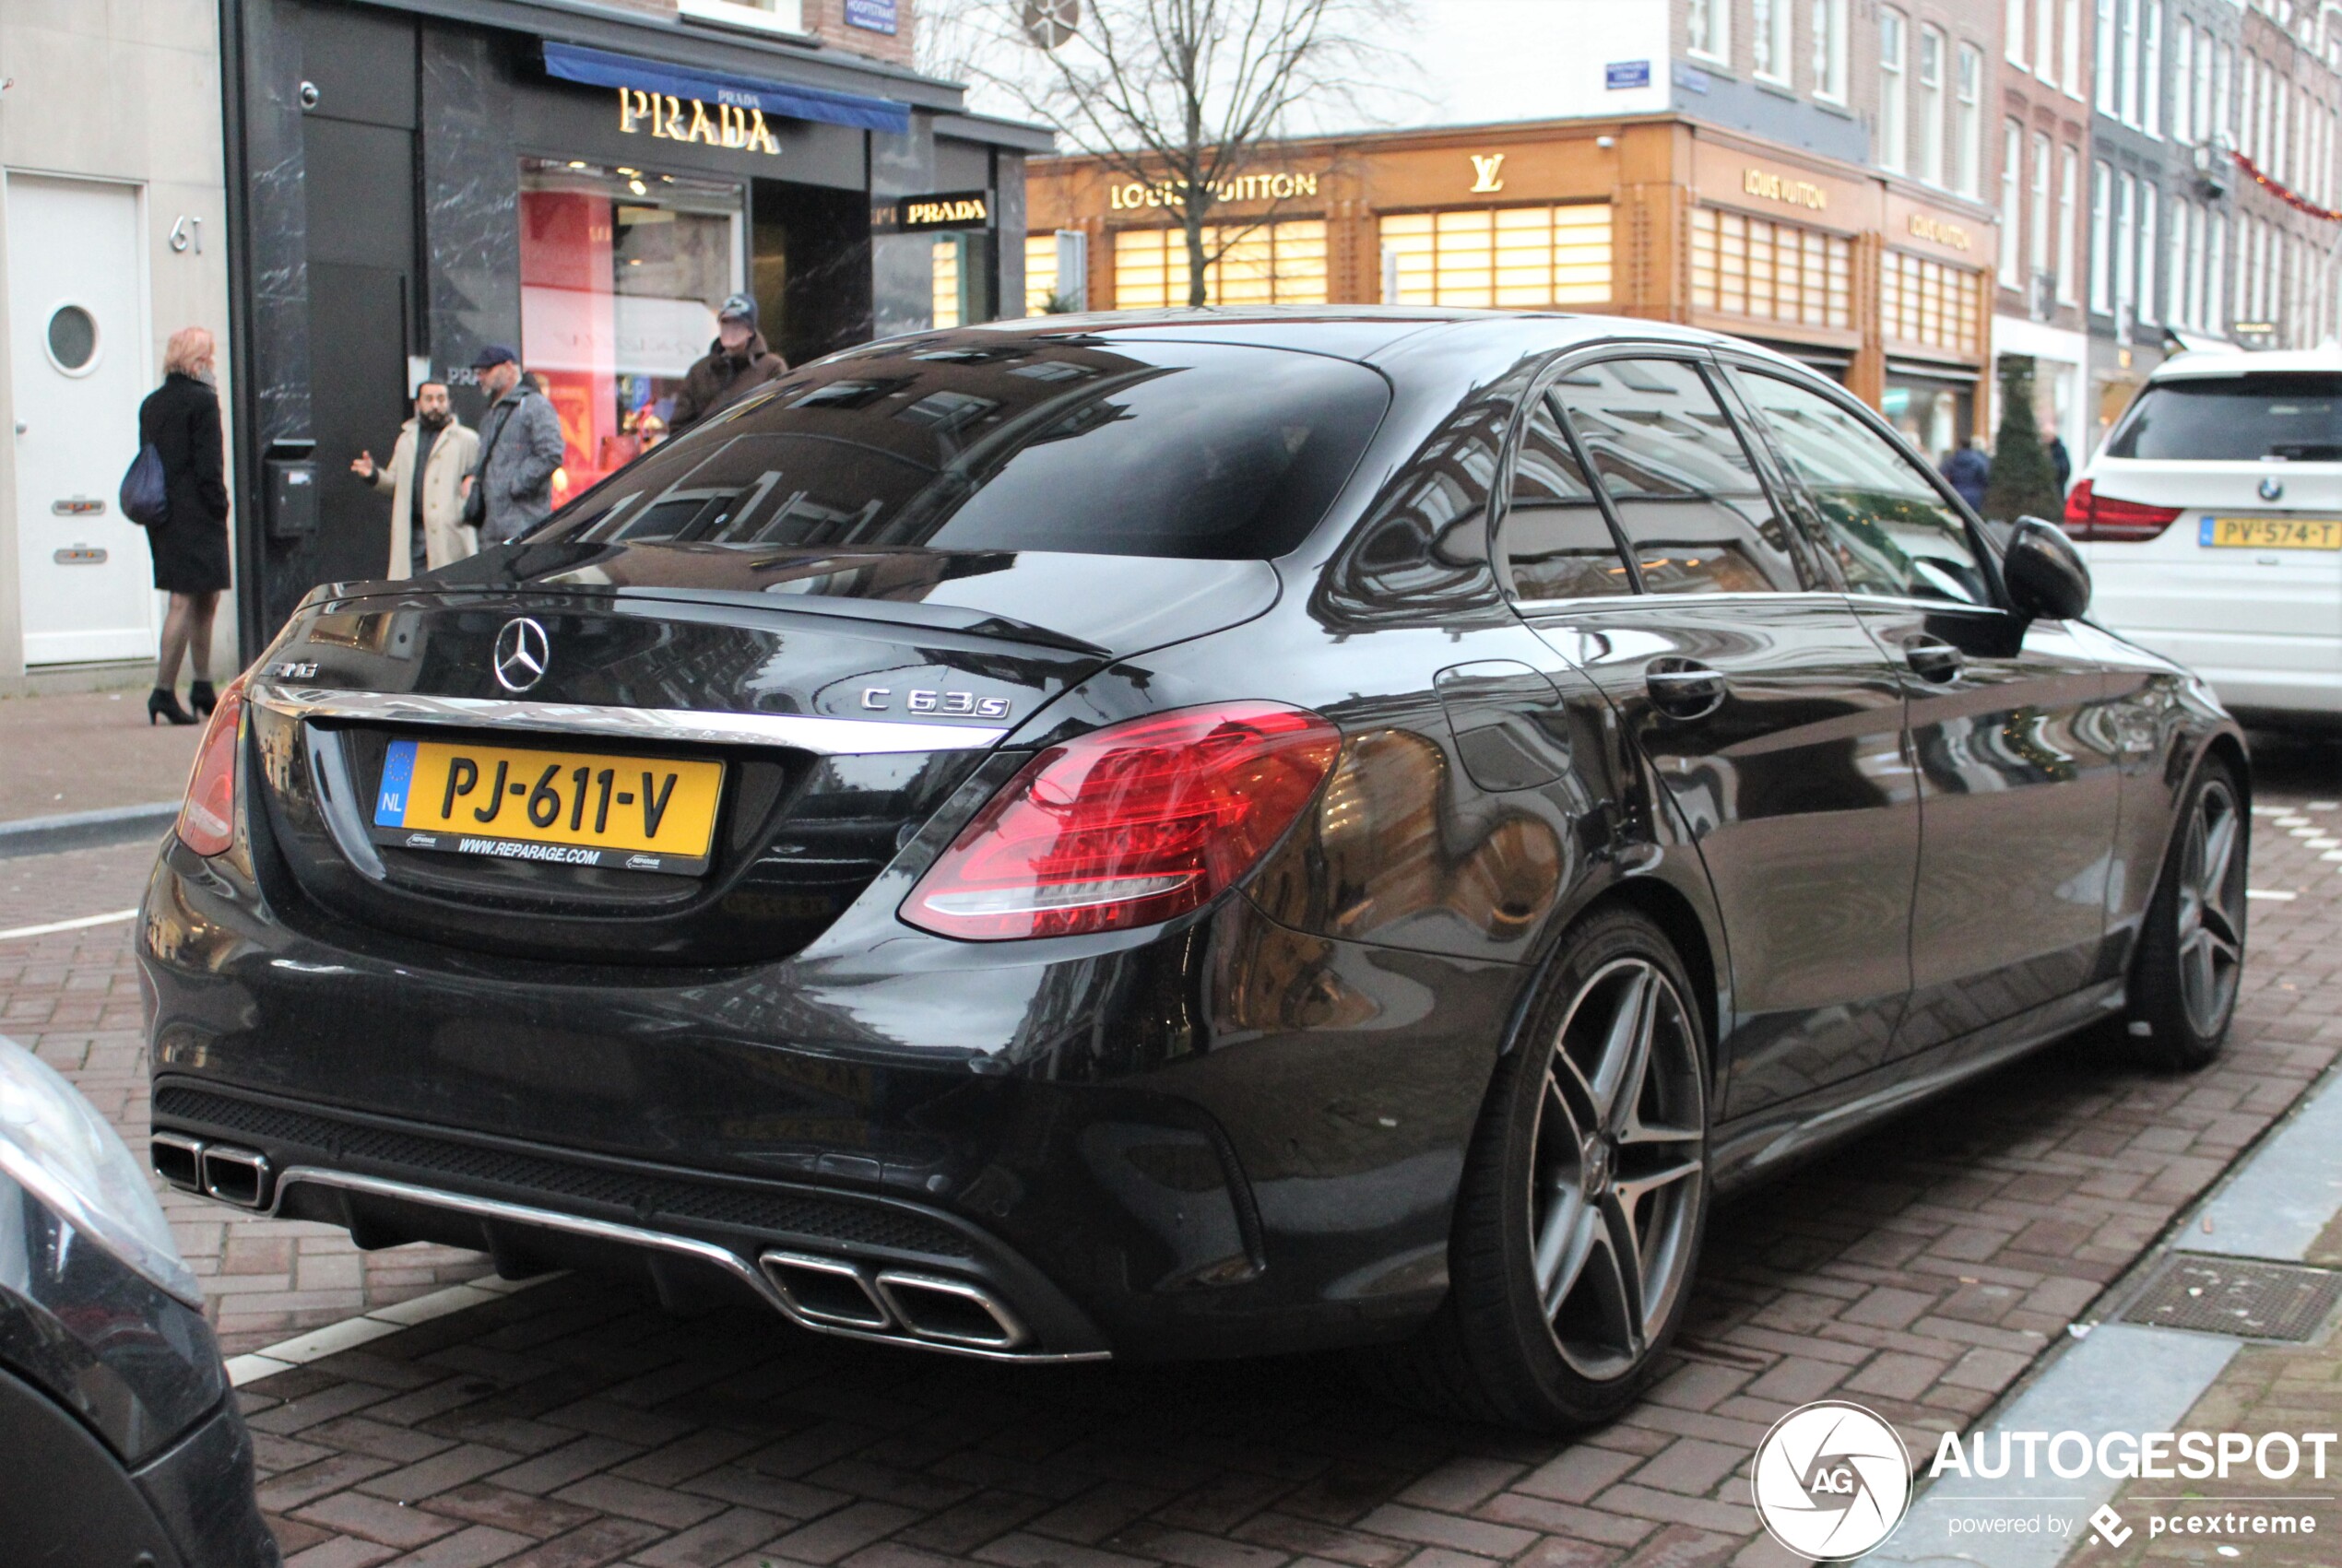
xmin=220 ymin=0 xmax=1047 ymax=644
xmin=1026 ymin=116 xmax=1994 ymax=447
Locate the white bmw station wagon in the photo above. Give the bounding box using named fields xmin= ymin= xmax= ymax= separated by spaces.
xmin=2069 ymin=348 xmax=2341 ymax=727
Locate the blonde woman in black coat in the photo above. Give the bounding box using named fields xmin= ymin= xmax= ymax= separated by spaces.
xmin=137 ymin=326 xmax=231 ymax=725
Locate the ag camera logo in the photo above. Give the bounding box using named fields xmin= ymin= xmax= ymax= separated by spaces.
xmin=1751 ymin=1400 xmax=1913 ymax=1560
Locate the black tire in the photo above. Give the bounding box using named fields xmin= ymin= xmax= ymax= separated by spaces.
xmin=2125 ymin=753 xmax=2249 ymax=1071
xmin=1376 ymin=905 xmax=1711 ymax=1431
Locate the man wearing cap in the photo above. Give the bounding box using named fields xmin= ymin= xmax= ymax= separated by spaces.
xmin=669 ymin=293 xmax=787 ymax=434
xmin=460 ymin=343 xmax=566 ymax=546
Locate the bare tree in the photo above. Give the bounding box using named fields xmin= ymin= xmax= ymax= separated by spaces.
xmin=945 ymin=0 xmax=1403 ymax=308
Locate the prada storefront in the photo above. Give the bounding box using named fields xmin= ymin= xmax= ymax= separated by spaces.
xmin=221 ymin=0 xmax=1047 ymax=643
xmin=1026 ymin=117 xmax=1994 ymax=454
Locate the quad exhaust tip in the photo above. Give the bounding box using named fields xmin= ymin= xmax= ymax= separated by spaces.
xmin=759 ymin=1250 xmax=1027 ymax=1351
xmin=150 ymin=1134 xmax=271 ymax=1210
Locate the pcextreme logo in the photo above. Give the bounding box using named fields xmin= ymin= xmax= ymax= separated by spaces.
xmin=1749 ymin=1401 xmax=1913 ymax=1560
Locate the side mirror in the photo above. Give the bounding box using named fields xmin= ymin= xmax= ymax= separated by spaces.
xmin=2003 ymin=516 xmax=2091 ymax=621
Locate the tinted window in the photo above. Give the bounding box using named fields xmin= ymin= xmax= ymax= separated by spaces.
xmin=1552 ymin=358 xmax=1806 ymax=594
xmin=554 ymin=340 xmax=1390 ymax=560
xmin=1733 ymin=371 xmax=1990 ymax=606
xmin=2107 ymin=374 xmax=2342 ymax=461
xmin=1502 ymin=393 xmax=1632 ymax=600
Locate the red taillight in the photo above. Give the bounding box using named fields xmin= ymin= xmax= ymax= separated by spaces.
xmin=2064 ymin=479 xmax=2181 ymax=541
xmin=176 ymin=678 xmax=248 ymax=857
xmin=902 ymin=702 xmax=1343 ymax=941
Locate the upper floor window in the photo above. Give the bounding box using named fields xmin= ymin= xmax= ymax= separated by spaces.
xmin=2143 ymin=0 xmax=2162 ymax=138
xmin=1918 ymin=27 xmax=1946 ymax=185
xmin=2036 ymin=0 xmax=2058 ymax=82
xmin=2095 ymin=0 xmax=2118 ymax=114
xmin=2000 ymin=120 xmax=2024 ymax=277
xmin=2006 ymin=0 xmax=2029 ymax=65
xmin=1688 ymin=0 xmax=1731 ymax=63
xmin=1955 ymin=44 xmax=1982 ymax=195
xmin=2063 ymin=0 xmax=2084 ymax=94
xmin=1880 ymin=11 xmax=1909 ymax=173
xmin=1753 ymin=0 xmax=1792 ymax=83
xmin=1812 ymin=0 xmax=1849 ymax=102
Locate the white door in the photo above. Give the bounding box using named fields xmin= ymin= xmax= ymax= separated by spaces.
xmin=7 ymin=175 xmax=158 ymax=665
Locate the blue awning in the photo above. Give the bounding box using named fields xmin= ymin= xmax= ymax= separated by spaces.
xmin=543 ymin=41 xmax=911 ymax=136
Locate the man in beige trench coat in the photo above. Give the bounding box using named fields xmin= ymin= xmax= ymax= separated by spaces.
xmin=351 ymin=380 xmax=482 ymax=578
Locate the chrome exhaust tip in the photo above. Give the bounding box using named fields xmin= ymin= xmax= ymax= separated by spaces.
xmin=759 ymin=1250 xmax=892 ymax=1331
xmin=150 ymin=1133 xmax=206 ymax=1194
xmin=198 ymin=1145 xmax=271 ymax=1209
xmin=874 ymin=1270 xmax=1029 ymax=1350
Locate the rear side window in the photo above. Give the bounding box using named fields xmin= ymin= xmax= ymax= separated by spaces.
xmin=1501 ymin=393 xmax=1633 ymax=601
xmin=2107 ymin=374 xmax=2342 ymax=461
xmin=553 ymin=340 xmax=1390 ymax=560
xmin=1551 ymin=358 xmax=1807 ymax=594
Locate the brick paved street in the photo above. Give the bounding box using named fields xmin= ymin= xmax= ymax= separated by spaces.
xmin=4 ymin=743 xmax=2337 ymax=1567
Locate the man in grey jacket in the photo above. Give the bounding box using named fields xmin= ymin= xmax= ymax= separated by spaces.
xmin=462 ymin=344 xmax=565 ymax=544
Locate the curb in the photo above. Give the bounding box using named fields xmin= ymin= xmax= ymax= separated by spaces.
xmin=0 ymin=801 xmax=178 ymax=860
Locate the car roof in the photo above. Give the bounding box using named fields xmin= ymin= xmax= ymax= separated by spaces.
xmin=948 ymin=306 xmax=1774 ymax=366
xmin=2148 ymin=346 xmax=2342 ymax=381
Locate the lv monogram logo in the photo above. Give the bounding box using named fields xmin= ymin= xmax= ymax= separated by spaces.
xmin=1469 ymin=153 xmax=1507 ymax=193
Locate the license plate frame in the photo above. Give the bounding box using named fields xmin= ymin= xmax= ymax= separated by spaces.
xmin=2198 ymin=515 xmax=2342 ymax=550
xmin=369 ymin=736 xmax=725 ymax=876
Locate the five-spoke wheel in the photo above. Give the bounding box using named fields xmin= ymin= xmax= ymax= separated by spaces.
xmin=1529 ymin=958 xmax=1706 ymax=1383
xmin=2128 ymin=755 xmax=2249 ymax=1070
xmin=1382 ymin=906 xmax=1711 ymax=1430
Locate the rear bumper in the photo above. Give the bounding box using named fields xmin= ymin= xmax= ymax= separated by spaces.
xmin=140 ymin=837 xmax=1521 ymax=1362
xmin=149 ymin=1079 xmax=1112 ymax=1362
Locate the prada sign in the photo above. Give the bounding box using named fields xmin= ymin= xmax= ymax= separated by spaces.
xmin=616 ymin=87 xmax=782 ymax=154
xmin=872 ymin=190 xmax=994 ymax=233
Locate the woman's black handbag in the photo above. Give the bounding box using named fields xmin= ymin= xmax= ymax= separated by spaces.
xmin=119 ymin=443 xmax=168 ymax=528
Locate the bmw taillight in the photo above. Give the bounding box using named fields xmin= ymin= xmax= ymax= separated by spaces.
xmin=2064 ymin=479 xmax=2181 ymax=541
xmin=902 ymin=702 xmax=1343 ymax=941
xmin=176 ymin=677 xmax=249 ymax=857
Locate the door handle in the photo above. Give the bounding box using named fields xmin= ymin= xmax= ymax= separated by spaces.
xmin=1903 ymin=638 xmax=1963 ymax=683
xmin=1647 ymin=662 xmax=1727 ymax=720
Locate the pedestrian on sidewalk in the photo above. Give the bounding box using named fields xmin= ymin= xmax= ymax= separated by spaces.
xmin=460 ymin=345 xmax=564 ymax=546
xmin=1941 ymin=434 xmax=1992 ymax=513
xmin=2041 ymin=414 xmax=2073 ymax=496
xmin=668 ymin=294 xmax=787 ymax=434
xmin=351 ymin=380 xmax=480 ymax=578
xmin=136 ymin=326 xmax=230 ymax=727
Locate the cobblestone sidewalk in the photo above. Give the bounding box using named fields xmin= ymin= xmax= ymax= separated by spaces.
xmin=5 ymin=772 xmax=2338 ymax=1566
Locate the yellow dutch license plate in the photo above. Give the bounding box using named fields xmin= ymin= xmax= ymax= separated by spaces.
xmin=370 ymin=737 xmax=724 ymax=875
xmin=2200 ymin=516 xmax=2342 ymax=549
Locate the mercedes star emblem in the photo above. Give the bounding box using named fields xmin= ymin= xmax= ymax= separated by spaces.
xmin=492 ymin=617 xmax=550 ymax=693
xmin=2259 ymin=475 xmax=2285 ymax=501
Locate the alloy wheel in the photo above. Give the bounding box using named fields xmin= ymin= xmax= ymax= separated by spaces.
xmin=2174 ymin=778 xmax=2245 ymax=1039
xmin=1526 ymin=957 xmax=1706 ymax=1382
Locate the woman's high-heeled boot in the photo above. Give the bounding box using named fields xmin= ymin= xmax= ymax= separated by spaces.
xmin=148 ymin=688 xmax=196 ymax=726
xmin=188 ymin=680 xmax=218 ymax=720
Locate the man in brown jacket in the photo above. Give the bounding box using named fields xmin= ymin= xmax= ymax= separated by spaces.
xmin=351 ymin=380 xmax=483 ymax=578
xmin=669 ymin=293 xmax=787 ymax=433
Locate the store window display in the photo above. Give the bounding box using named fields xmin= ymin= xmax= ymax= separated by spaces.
xmin=519 ymin=159 xmax=745 ymax=494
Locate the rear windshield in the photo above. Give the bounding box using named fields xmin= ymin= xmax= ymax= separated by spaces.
xmin=2107 ymin=373 xmax=2342 ymax=461
xmin=543 ymin=338 xmax=1390 ymax=560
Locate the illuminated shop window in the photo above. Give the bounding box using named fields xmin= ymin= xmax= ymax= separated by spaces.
xmin=1378 ymin=205 xmax=1612 ymax=307
xmin=933 ymin=237 xmax=965 ymax=329
xmin=1111 ymin=220 xmax=1329 ymax=308
xmin=1880 ymin=249 xmax=1982 ymax=354
xmin=1026 ymin=233 xmax=1059 ymax=314
xmin=517 ymin=159 xmax=743 ymax=496
xmin=1689 ymin=207 xmax=1853 ymax=328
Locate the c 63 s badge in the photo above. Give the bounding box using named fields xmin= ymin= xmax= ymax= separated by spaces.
xmin=860 ymin=688 xmax=1012 ymax=719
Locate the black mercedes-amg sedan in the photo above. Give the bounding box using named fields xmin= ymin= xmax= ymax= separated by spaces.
xmin=140 ymin=310 xmax=2247 ymax=1430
